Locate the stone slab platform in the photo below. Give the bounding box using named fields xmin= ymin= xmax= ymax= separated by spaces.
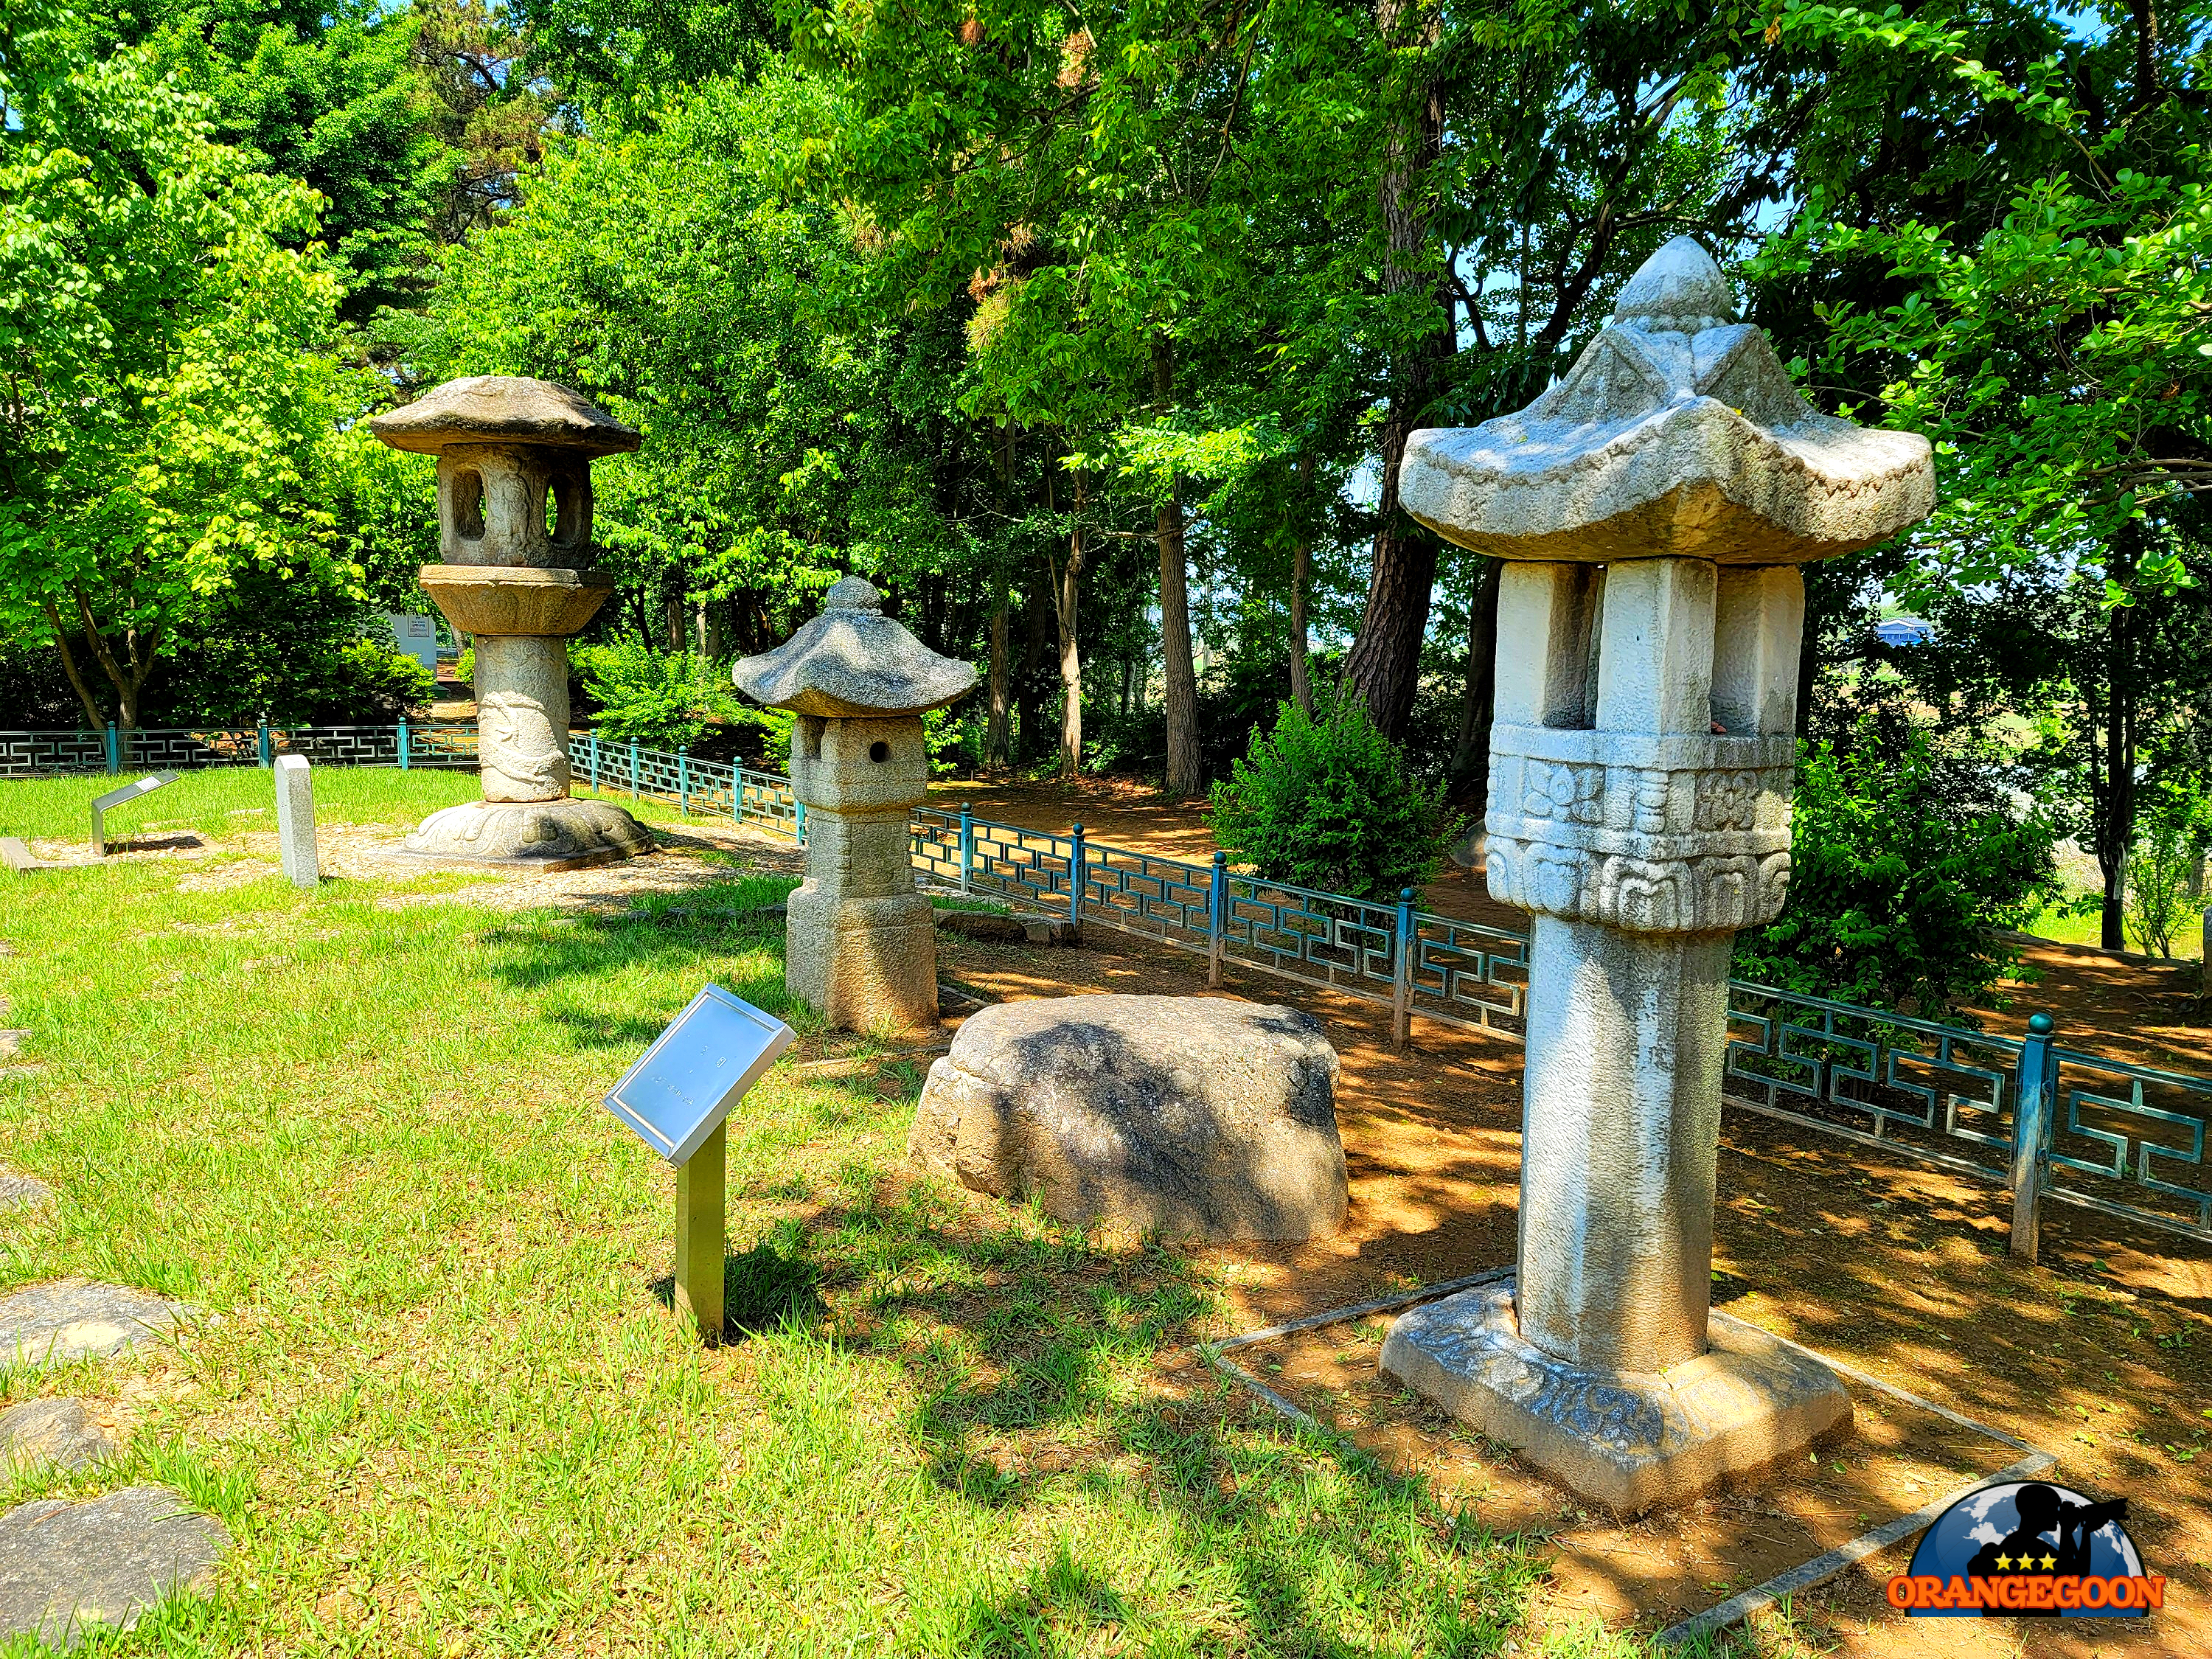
xmin=0 ymin=1281 xmax=190 ymax=1370
xmin=0 ymin=1484 xmax=227 ymax=1649
xmin=1380 ymin=1276 xmax=1850 ymax=1513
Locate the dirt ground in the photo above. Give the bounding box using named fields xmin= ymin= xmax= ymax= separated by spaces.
xmin=69 ymin=799 xmax=2212 ymax=1652
xmin=928 ymin=919 xmax=2211 ymax=1655
xmin=933 ymin=776 xmax=2212 ymax=1654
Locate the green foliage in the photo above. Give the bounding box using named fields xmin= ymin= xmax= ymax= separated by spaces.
xmin=142 ymin=580 xmax=437 ymax=725
xmin=2125 ymin=784 xmax=2211 ymax=960
xmin=329 ymin=639 xmax=437 ymax=722
xmin=0 ymin=14 xmax=352 ymax=727
xmin=574 ymin=639 xmax=735 ymax=750
xmin=1207 ymin=699 xmax=1458 ymax=901
xmin=1762 ymin=0 xmax=2210 ymax=605
xmin=1737 ymin=732 xmax=2061 ymax=1015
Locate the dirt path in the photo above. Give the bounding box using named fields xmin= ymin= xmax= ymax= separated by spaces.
xmin=931 ymin=776 xmax=2212 ymax=1074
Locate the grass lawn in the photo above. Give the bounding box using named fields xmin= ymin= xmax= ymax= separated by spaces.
xmin=0 ymin=772 xmax=1570 ymax=1658
xmin=2020 ymin=894 xmax=2205 ymax=960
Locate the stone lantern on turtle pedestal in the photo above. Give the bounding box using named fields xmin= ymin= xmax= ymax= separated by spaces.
xmin=368 ymin=376 xmax=654 ymax=867
xmin=1376 ymin=238 xmax=1935 ymax=1510
xmin=734 ymin=578 xmax=978 ymax=1035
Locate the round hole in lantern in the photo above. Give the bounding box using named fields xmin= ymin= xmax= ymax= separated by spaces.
xmin=869 ymin=741 xmax=890 ymax=762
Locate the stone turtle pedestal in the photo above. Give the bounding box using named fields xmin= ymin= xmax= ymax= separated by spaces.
xmin=734 ymin=578 xmax=978 ymax=1034
xmin=367 ymin=377 xmax=654 ymax=869
xmin=909 ymin=993 xmax=1347 ymax=1240
xmin=1377 ymin=237 xmax=1934 ymax=1510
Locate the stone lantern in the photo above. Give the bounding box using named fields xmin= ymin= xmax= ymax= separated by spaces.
xmin=1377 ymin=239 xmax=1935 ymax=1509
xmin=734 ymin=578 xmax=978 ymax=1033
xmin=368 ymin=376 xmax=654 ymax=866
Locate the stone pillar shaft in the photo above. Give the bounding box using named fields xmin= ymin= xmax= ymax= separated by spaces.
xmin=473 ymin=634 xmax=573 ymax=804
xmin=1519 ymin=914 xmax=1729 ymax=1373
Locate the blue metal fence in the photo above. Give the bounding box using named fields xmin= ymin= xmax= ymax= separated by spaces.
xmin=9 ymin=725 xmax=2205 ymax=1250
xmin=0 ymin=723 xmax=479 ymax=776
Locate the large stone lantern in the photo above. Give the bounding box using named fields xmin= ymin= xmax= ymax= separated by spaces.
xmin=734 ymin=578 xmax=978 ymax=1034
xmin=368 ymin=376 xmax=654 ymax=866
xmin=1377 ymin=239 xmax=1935 ymax=1509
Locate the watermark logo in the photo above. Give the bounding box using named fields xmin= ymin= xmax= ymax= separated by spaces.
xmin=1887 ymin=1481 xmax=2164 ymax=1618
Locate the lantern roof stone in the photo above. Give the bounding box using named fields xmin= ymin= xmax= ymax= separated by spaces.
xmin=366 ymin=376 xmax=641 ymax=456
xmin=733 ymin=578 xmax=979 ymax=718
xmin=1398 ymin=236 xmax=1933 ymax=565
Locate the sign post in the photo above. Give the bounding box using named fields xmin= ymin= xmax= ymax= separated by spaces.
xmin=602 ymin=986 xmax=795 ymax=1340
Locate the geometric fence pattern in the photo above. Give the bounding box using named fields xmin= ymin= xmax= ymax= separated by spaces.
xmin=7 ymin=723 xmax=2205 ymax=1245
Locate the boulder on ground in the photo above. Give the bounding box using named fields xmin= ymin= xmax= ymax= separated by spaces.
xmin=908 ymin=993 xmax=1346 ymax=1240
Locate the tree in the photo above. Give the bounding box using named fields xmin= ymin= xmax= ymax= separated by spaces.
xmin=1340 ymin=0 xmax=1825 ymax=740
xmin=0 ymin=15 xmax=352 ymax=729
xmin=1762 ymin=0 xmax=2212 ymax=945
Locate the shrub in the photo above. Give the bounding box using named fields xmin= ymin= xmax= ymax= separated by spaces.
xmin=573 ymin=641 xmax=734 ymax=750
xmin=2124 ymin=783 xmax=2210 ymax=959
xmin=1736 ymin=731 xmax=2061 ymax=1014
xmin=1207 ymin=698 xmax=1460 ymax=900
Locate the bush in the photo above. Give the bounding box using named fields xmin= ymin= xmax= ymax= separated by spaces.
xmin=1207 ymin=698 xmax=1460 ymax=900
xmin=1736 ymin=731 xmax=2061 ymax=1014
xmin=2125 ymin=783 xmax=2210 ymax=959
xmin=573 ymin=641 xmax=735 ymax=750
xmin=320 ymin=639 xmax=436 ymax=722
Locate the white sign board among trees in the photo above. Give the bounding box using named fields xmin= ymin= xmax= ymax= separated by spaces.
xmin=385 ymin=614 xmax=439 ymax=673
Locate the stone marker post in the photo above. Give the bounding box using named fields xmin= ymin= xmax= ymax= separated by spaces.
xmin=1377 ymin=238 xmax=1935 ymax=1510
xmin=274 ymin=755 xmax=318 ymax=890
xmin=733 ymin=578 xmax=978 ymax=1034
xmin=366 ymin=377 xmax=653 ymax=869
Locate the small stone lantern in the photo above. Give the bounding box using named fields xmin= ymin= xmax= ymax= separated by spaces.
xmin=368 ymin=376 xmax=654 ymax=866
xmin=1377 ymin=239 xmax=1935 ymax=1509
xmin=734 ymin=578 xmax=978 ymax=1033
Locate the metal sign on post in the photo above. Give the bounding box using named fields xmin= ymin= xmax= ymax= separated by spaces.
xmin=602 ymin=985 xmax=795 ymax=1340
xmin=90 ymin=773 xmax=181 ymax=856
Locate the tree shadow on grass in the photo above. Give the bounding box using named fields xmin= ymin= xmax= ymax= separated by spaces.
xmin=469 ymin=863 xmax=1546 ymax=1646
xmin=649 ymin=1227 xmax=827 ymax=1340
xmin=733 ymin=1168 xmax=1549 ymax=1653
xmin=472 ymin=874 xmax=805 ymax=1052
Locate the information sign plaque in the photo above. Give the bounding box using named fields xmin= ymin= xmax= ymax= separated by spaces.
xmin=90 ymin=773 xmax=181 ymax=855
xmin=603 ymin=985 xmax=795 ymax=1339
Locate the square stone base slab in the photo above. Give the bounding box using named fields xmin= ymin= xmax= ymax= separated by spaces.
xmin=1379 ymin=1277 xmax=1851 ymax=1514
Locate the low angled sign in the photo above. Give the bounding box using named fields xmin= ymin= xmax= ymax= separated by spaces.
xmin=602 ymin=985 xmax=795 ymax=1342
xmin=602 ymin=985 xmax=795 ymax=1164
xmin=90 ymin=773 xmax=181 ymax=855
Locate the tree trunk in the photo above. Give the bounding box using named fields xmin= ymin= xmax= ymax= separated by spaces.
xmin=1019 ymin=574 xmax=1051 ymax=763
xmin=68 ymin=587 xmax=153 ymax=731
xmin=1152 ymin=337 xmax=1203 ymax=797
xmin=44 ymin=600 xmax=105 ymax=730
xmin=2129 ymin=0 xmax=2160 ymax=110
xmin=1342 ymin=0 xmax=1450 ymax=741
xmin=984 ymin=566 xmax=1012 ymax=771
xmin=1288 ymin=453 xmax=1315 ymax=715
xmin=1449 ymin=556 xmax=1503 ymax=804
xmin=2098 ymin=598 xmax=2137 ymax=950
xmin=1053 ymin=467 xmax=1087 ymax=776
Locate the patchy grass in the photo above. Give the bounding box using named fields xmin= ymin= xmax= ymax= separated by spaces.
xmin=0 ymin=772 xmax=1555 ymax=1656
